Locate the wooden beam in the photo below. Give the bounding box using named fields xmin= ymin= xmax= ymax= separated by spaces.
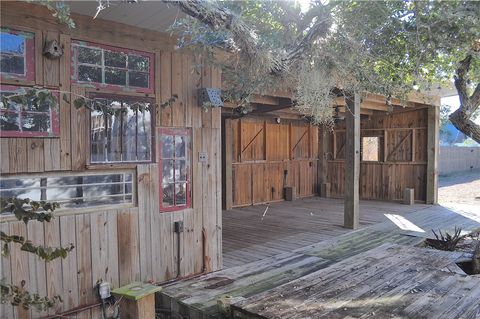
xmin=344 ymin=93 xmax=360 ymax=229
xmin=319 ymin=127 xmax=331 ymax=197
xmin=223 ymin=118 xmax=233 ymax=210
xmin=426 ymin=104 xmax=439 ymax=204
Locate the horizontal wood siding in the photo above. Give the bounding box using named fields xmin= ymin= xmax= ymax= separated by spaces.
xmin=0 ymin=2 xmax=222 ymax=317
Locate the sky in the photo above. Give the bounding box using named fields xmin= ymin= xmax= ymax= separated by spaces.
xmin=441 ymin=95 xmax=480 ymax=125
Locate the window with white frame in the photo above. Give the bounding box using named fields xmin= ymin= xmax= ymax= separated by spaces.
xmin=71 ymin=41 xmax=154 ymax=93
xmin=159 ymin=128 xmax=191 ymax=211
xmin=0 ymin=28 xmax=35 ymax=82
xmin=0 ymin=172 xmax=134 ymax=213
xmin=90 ymin=95 xmax=153 ymax=163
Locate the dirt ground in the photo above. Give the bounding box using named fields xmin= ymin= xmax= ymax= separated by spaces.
xmin=438 ymin=169 xmax=480 ymax=206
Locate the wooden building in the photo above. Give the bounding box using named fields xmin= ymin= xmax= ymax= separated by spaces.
xmin=0 ymin=2 xmax=439 ymax=318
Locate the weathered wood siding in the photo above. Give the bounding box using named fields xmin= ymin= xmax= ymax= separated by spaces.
xmin=325 ymin=108 xmax=429 ymax=201
xmin=224 ymin=117 xmax=319 ymax=208
xmin=0 ymin=3 xmax=222 ymax=318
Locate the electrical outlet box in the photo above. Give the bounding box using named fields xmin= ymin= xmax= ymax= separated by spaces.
xmin=199 ymin=152 xmax=208 ymax=163
xmin=174 ymin=221 xmax=184 ymax=233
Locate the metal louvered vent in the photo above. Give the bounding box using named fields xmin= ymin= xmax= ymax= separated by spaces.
xmin=198 ymin=88 xmax=223 ymax=108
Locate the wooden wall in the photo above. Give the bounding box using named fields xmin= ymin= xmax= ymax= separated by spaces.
xmin=0 ymin=2 xmax=222 ymax=318
xmin=224 ymin=117 xmax=319 ymax=208
xmin=324 ymin=108 xmax=429 ymax=202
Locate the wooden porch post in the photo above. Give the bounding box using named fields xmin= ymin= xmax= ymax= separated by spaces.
xmin=426 ymin=103 xmax=440 ymax=204
xmin=344 ymin=92 xmax=360 ymax=229
xmin=223 ymin=118 xmax=233 ymax=210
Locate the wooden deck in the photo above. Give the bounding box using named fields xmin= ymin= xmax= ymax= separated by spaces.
xmin=222 ymin=197 xmax=430 ymax=267
xmin=158 ymin=198 xmax=480 ymax=319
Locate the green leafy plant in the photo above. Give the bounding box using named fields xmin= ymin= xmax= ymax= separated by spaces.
xmin=0 ymin=197 xmax=74 ymax=311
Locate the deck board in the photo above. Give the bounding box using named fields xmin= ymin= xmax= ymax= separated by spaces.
xmin=158 ymin=198 xmax=480 ymax=319
xmin=231 ymin=244 xmax=479 ymax=319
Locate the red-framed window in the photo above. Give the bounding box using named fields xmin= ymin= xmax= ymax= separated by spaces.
xmin=0 ymin=28 xmax=35 ymax=82
xmin=0 ymin=85 xmax=59 ymax=137
xmin=158 ymin=128 xmax=191 ymax=212
xmin=71 ymin=41 xmax=154 ymax=94
xmin=90 ymin=94 xmax=154 ymax=163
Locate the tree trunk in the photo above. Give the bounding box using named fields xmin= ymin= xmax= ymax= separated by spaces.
xmin=449 ymin=108 xmax=480 ymax=144
xmin=450 ymin=55 xmax=480 ymax=144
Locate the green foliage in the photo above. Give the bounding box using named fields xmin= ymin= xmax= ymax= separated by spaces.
xmin=1 ymin=88 xmax=59 ymax=113
xmin=27 ymin=0 xmax=75 ymax=28
xmin=1 ymin=281 xmax=62 ymax=312
xmin=0 ymin=197 xmax=74 ymax=311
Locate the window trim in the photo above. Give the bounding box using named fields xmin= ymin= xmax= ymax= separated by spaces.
xmin=0 ymin=170 xmax=136 ymax=218
xmin=71 ymin=40 xmax=154 ymax=94
xmin=0 ymin=85 xmax=60 ymax=138
xmin=89 ymin=92 xmax=155 ymax=164
xmin=0 ymin=28 xmax=35 ymax=83
xmin=158 ymin=127 xmax=191 ymax=212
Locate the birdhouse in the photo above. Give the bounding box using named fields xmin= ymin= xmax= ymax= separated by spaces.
xmin=43 ymin=39 xmax=63 ymax=59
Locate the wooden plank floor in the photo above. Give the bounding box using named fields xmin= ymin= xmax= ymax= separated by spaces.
xmin=158 ymin=200 xmax=480 ymax=319
xmin=222 ymin=197 xmax=431 ymax=267
xmin=232 ymin=244 xmax=480 ymax=319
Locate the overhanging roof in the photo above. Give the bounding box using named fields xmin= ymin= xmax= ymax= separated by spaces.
xmin=67 ymin=1 xmax=185 ymax=33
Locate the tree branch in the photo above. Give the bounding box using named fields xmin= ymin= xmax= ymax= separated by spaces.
xmin=172 ymin=0 xmax=331 ymax=74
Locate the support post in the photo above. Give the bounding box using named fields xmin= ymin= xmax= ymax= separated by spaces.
xmin=223 ymin=118 xmax=233 ymax=210
xmin=344 ymin=92 xmax=360 ymax=229
xmin=319 ymin=127 xmax=331 ymax=197
xmin=426 ymin=103 xmax=439 ymax=204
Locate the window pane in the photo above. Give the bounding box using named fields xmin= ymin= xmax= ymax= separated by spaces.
xmin=107 ymin=106 xmax=123 ymax=162
xmin=175 ymin=160 xmax=187 ymax=182
xmin=91 ymin=110 xmax=107 ymax=162
xmin=162 ymin=159 xmax=174 ymax=184
xmin=0 ymin=55 xmax=24 ymax=75
xmin=0 ymin=32 xmax=25 ymax=55
xmin=161 ymin=135 xmax=174 ymax=158
xmin=0 ymin=173 xmax=134 ymax=213
xmin=105 ymin=68 xmax=127 ymax=86
xmin=77 ymin=46 xmax=102 ymax=65
xmin=175 ymin=135 xmax=187 ymax=158
xmin=78 ymin=65 xmax=102 ymax=83
xmin=362 ymin=137 xmax=379 ymax=161
xmin=22 ymin=112 xmax=50 ymax=132
xmin=175 ymin=183 xmax=187 ymax=206
xmin=137 ymin=108 xmax=151 ymax=161
xmin=0 ymin=111 xmax=20 ymax=131
xmin=128 ymin=55 xmax=149 ymax=72
xmin=162 ymin=183 xmax=174 ymax=207
xmin=105 ymin=50 xmax=126 ymax=68
xmin=122 ymin=106 xmax=137 ymax=161
xmin=129 ymin=71 xmax=149 ymax=88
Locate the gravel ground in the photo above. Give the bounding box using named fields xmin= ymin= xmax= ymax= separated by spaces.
xmin=439 ymin=169 xmax=480 ymax=206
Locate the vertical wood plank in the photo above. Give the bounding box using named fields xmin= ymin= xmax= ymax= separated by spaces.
xmin=9 ymin=138 xmax=27 ymax=173
xmin=344 ymin=93 xmax=360 ymax=229
xmin=171 ymin=53 xmax=184 ymax=127
xmin=426 ymin=104 xmax=439 ymax=204
xmin=137 ymin=164 xmax=153 ymax=281
xmin=0 ymin=139 xmax=10 ymax=173
xmin=183 ymin=54 xmax=192 ymax=128
xmin=192 ymin=128 xmax=204 ymax=273
xmin=70 ymin=86 xmax=87 ymax=170
xmin=224 ymin=119 xmax=233 ymax=210
xmin=211 ymin=66 xmax=222 ymax=129
xmin=26 ymin=221 xmax=47 ymax=319
xmin=43 ymin=139 xmax=61 ymax=171
xmin=42 ymin=31 xmax=60 ymax=87
xmin=117 ymin=210 xmax=140 ymax=285
xmin=26 ymin=138 xmax=45 ymax=172
xmin=0 ymin=223 xmax=14 ymax=319
xmin=190 ymin=56 xmax=203 ymax=129
xmin=10 ymin=222 xmax=29 ymax=319
xmin=160 ymin=51 xmax=172 ymax=127
xmin=44 ymin=217 xmax=63 ymax=315
xmin=201 ymin=65 xmax=212 ymax=128
xmin=59 ymin=34 xmax=72 ymax=170
xmin=59 ymin=215 xmax=78 ymax=311
xmin=34 ymin=29 xmax=43 ymax=86
xmin=76 ymin=213 xmax=93 ymax=319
